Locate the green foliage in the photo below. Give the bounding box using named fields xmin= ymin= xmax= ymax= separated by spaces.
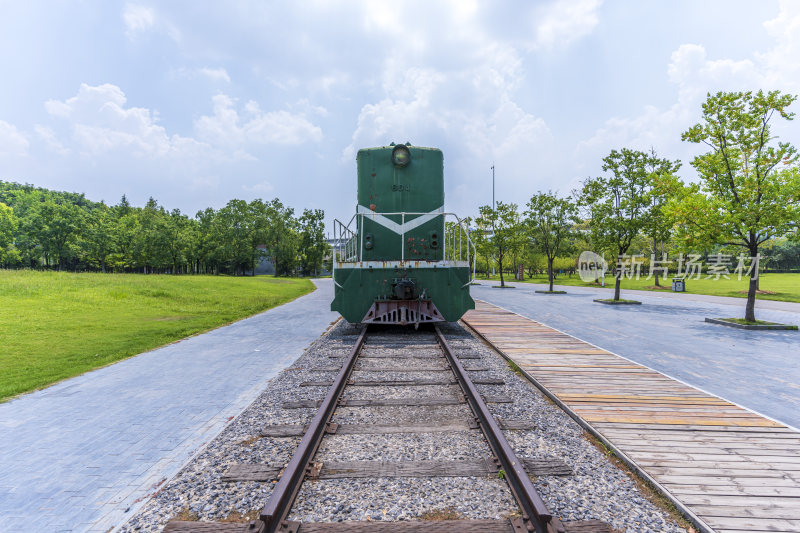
xmin=578 ymin=148 xmax=655 ymax=299
xmin=668 ymin=90 xmax=800 ymax=321
xmin=299 ymin=208 xmax=328 ymax=276
xmin=0 ymin=181 xmax=326 ymax=276
xmin=476 ymin=201 xmax=524 ymax=287
xmin=642 ymin=149 xmax=682 ymax=267
xmin=0 ymin=270 xmax=314 ymax=401
xmin=764 ymin=237 xmax=800 ymax=270
xmin=524 ymin=191 xmax=579 ymax=290
xmin=0 ymin=202 xmax=19 ymax=265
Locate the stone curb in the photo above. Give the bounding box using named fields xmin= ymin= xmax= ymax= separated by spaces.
xmin=593 ymin=299 xmax=642 ymax=305
xmin=704 ymin=317 xmax=798 ymax=330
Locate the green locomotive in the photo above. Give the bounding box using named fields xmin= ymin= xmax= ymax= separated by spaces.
xmin=331 ymin=143 xmax=475 ymax=325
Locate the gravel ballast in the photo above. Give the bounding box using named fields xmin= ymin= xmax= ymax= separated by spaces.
xmin=117 ymin=320 xmax=688 ymax=533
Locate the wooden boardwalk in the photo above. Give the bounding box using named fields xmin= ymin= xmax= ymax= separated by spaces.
xmin=462 ymin=300 xmax=800 ymax=533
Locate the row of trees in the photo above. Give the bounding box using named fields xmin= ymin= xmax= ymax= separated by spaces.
xmin=0 ymin=183 xmax=328 ymax=276
xmin=474 ymin=90 xmax=800 ymax=322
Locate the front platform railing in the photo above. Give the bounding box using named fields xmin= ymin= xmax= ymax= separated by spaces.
xmin=332 ymin=211 xmax=476 ymax=282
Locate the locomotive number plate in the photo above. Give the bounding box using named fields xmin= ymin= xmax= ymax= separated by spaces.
xmin=392 ymin=184 xmax=410 ymax=192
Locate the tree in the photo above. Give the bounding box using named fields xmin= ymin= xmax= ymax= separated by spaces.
xmin=579 ymin=148 xmax=652 ymax=301
xmin=33 ymin=199 xmax=84 ymax=270
xmin=642 ymin=149 xmax=682 ymax=287
xmin=669 ymin=90 xmax=800 ymax=322
xmin=525 ymin=192 xmax=579 ymax=292
xmin=298 ymin=208 xmax=327 ymax=276
xmin=86 ymin=203 xmax=116 ymax=272
xmin=264 ymin=199 xmax=300 ymax=276
xmin=0 ymin=202 xmax=19 ymax=266
xmin=476 ymin=201 xmax=523 ymax=288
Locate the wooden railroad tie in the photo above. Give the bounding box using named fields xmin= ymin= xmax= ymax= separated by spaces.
xmin=222 ymin=457 xmax=571 ymax=482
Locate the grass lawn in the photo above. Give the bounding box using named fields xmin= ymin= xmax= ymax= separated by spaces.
xmin=0 ymin=270 xmax=314 ymax=401
xmin=478 ymin=272 xmax=800 ymax=303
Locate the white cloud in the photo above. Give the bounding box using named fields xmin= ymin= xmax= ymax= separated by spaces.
xmin=197 ymin=67 xmax=231 ymax=83
xmin=242 ymin=180 xmax=274 ymax=194
xmin=123 ymin=3 xmax=180 ymax=42
xmin=0 ymin=120 xmax=29 ymax=157
xmin=123 ymin=4 xmax=155 ymax=35
xmin=194 ymin=94 xmax=323 ymax=148
xmin=345 ymin=46 xmax=549 ymax=163
xmin=46 ymin=83 xmax=203 ymax=158
xmin=533 ymin=0 xmax=602 ymax=51
xmin=34 ymin=125 xmax=70 ymax=155
xmin=577 ymin=0 xmax=800 ymax=178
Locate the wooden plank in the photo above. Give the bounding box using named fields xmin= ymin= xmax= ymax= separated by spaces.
xmin=687 ymin=504 xmax=800 ymax=519
xmin=222 ymin=464 xmax=281 ymax=482
xmin=335 ymin=422 xmax=476 ymax=435
xmin=318 ymin=459 xmax=497 ymax=479
xmin=701 ymin=516 xmax=800 ymax=531
xmin=297 ymin=520 xmax=515 ymax=532
xmin=163 ymin=521 xmax=264 ymax=532
xmin=260 ymin=424 xmax=306 ymax=437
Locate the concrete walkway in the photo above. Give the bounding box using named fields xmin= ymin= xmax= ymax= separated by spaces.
xmin=472 ymin=280 xmax=800 ymax=430
xmin=0 ymin=279 xmax=337 ymax=533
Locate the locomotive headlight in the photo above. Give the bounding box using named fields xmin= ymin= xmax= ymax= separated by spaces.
xmin=391 ymin=145 xmax=411 ymax=167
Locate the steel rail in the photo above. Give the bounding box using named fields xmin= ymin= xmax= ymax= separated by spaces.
xmin=259 ymin=326 xmax=368 ymax=533
xmin=434 ymin=325 xmax=563 ymax=533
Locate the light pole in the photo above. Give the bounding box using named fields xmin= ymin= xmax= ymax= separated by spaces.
xmin=491 ymin=164 xmax=495 ymax=211
xmin=490 ymin=164 xmax=495 ymax=276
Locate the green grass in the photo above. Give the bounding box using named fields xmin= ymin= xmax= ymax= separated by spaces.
xmin=722 ymin=318 xmax=781 ymax=326
xmin=478 ymin=272 xmax=800 ymax=303
xmin=0 ymin=270 xmax=314 ymax=401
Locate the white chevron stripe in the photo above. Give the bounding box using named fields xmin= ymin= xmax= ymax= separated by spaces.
xmin=356 ymin=205 xmax=444 ymax=234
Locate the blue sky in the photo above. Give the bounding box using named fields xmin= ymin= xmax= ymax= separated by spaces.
xmin=1 ymin=0 xmax=798 ymax=228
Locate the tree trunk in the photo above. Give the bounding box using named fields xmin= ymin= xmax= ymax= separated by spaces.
xmin=653 ymin=237 xmax=660 ymax=286
xmin=548 ymin=256 xmax=554 ymax=292
xmin=614 ymin=274 xmax=622 ymax=301
xmin=745 ymin=275 xmax=758 ymax=323
xmin=499 ymin=255 xmax=505 ymax=287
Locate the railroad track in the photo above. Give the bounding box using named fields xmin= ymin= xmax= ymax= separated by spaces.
xmin=162 ymin=325 xmax=614 ymax=533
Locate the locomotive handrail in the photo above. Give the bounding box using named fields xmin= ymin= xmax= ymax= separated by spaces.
xmin=332 ymin=210 xmax=476 ymax=283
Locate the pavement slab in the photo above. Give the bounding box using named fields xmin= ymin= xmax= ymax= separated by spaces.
xmin=0 ymin=278 xmax=337 ymax=533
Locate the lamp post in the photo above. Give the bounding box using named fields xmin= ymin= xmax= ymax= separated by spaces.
xmin=491 ymin=164 xmax=495 ymax=211
xmin=490 ymin=164 xmax=495 ymax=276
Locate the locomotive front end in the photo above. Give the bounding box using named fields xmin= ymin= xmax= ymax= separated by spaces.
xmin=330 ymin=143 xmax=475 ymax=326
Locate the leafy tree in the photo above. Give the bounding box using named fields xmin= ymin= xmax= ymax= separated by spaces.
xmin=763 ymin=237 xmax=800 ymax=270
xmin=34 ymin=199 xmax=84 ymax=270
xmin=642 ymin=149 xmax=682 ymax=286
xmin=0 ymin=202 xmax=19 ymax=265
xmin=134 ymin=198 xmax=171 ymax=273
xmin=298 ymin=208 xmax=327 ymax=276
xmin=164 ymin=209 xmax=192 ymax=274
xmin=215 ymin=199 xmax=254 ymax=275
xmin=669 ymin=90 xmax=800 ymax=322
xmin=525 ymin=192 xmax=579 ymax=291
xmin=476 ymin=201 xmax=523 ymax=288
xmin=579 ymin=148 xmax=652 ymax=300
xmin=264 ymin=198 xmax=300 ymax=276
xmin=86 ymin=203 xmax=116 ymax=272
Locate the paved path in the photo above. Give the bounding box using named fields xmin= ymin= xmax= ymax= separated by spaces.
xmin=0 ymin=279 xmax=337 ymax=533
xmin=472 ymin=281 xmax=800 ymax=430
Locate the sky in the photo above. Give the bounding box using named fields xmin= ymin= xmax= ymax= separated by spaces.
xmin=1 ymin=0 xmax=799 ymax=231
